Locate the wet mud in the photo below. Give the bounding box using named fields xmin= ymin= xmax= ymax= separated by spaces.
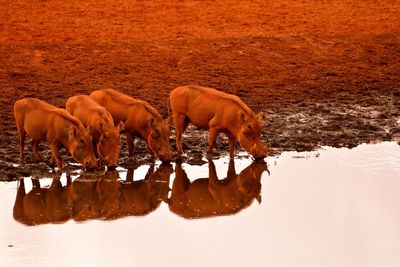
xmin=1 ymin=0 xmax=400 ymax=180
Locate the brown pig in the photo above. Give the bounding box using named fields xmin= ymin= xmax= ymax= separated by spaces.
xmin=14 ymin=98 xmax=97 ymax=169
xmin=168 ymin=85 xmax=268 ymax=159
xmin=66 ymin=95 xmax=124 ymax=168
xmin=90 ymin=89 xmax=173 ymax=162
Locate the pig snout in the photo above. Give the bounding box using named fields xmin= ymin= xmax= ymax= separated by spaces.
xmin=159 ymin=151 xmax=173 ymax=162
xmin=84 ymin=158 xmax=98 ymax=170
xmin=100 ymin=153 xmax=119 ymax=168
xmin=97 ymin=145 xmax=120 ymax=169
xmin=104 ymin=157 xmax=119 ymax=170
xmin=251 ymin=142 xmax=268 ymax=159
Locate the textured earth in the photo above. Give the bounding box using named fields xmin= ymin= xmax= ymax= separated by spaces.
xmin=1 ymin=0 xmax=399 ymax=180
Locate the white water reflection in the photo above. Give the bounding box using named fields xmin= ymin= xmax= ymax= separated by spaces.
xmin=1 ymin=142 xmax=399 ymax=267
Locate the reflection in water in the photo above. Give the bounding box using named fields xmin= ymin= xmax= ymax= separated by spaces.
xmin=12 ymin=159 xmax=268 ymax=225
xmin=169 ymin=159 xmax=268 ymax=219
xmin=13 ymin=175 xmax=72 ymax=226
xmin=13 ymin=163 xmax=174 ymax=225
xmin=4 ymin=142 xmax=400 ymax=267
xmin=70 ymin=164 xmax=173 ymax=221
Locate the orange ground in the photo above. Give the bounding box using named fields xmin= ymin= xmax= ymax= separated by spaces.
xmin=1 ymin=0 xmax=399 ymax=179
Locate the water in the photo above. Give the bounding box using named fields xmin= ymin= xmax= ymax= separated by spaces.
xmin=1 ymin=142 xmax=399 ymax=267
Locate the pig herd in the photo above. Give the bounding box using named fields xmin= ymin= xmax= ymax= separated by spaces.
xmin=14 ymin=85 xmax=269 ymax=170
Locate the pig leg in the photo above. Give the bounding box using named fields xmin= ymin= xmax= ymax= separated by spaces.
xmin=18 ymin=130 xmax=26 ymax=162
xmin=31 ymin=140 xmax=42 ymax=161
xmin=126 ymin=132 xmax=135 ymax=157
xmin=49 ymin=156 xmax=55 ymax=167
xmin=15 ymin=111 xmax=26 ymax=162
xmin=227 ymin=134 xmax=236 ymax=158
xmin=207 ymin=127 xmax=219 ymax=154
xmin=50 ymin=142 xmax=63 ymax=169
xmin=173 ymin=114 xmax=186 ymax=155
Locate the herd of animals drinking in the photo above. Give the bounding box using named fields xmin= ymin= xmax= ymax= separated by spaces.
xmin=14 ymin=85 xmax=269 ymax=170
xmin=13 ymin=85 xmax=269 ymax=222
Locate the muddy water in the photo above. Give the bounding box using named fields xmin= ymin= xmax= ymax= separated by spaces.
xmin=1 ymin=142 xmax=399 ymax=267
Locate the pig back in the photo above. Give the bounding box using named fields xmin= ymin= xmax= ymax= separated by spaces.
xmin=170 ymin=86 xmax=252 ymax=130
xmin=90 ymin=89 xmax=147 ymax=125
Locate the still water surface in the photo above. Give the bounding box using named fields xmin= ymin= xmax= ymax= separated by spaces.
xmin=1 ymin=142 xmax=399 ymax=267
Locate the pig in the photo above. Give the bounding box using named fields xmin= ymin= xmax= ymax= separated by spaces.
xmin=168 ymin=85 xmax=268 ymax=159
xmin=14 ymin=98 xmax=98 ymax=170
xmin=90 ymin=89 xmax=173 ymax=162
xmin=66 ymin=95 xmax=124 ymax=168
xmin=169 ymin=159 xmax=268 ymax=219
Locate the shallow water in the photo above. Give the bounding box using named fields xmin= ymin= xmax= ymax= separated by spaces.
xmin=1 ymin=142 xmax=399 ymax=267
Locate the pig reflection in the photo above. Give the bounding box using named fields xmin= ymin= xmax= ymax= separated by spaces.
xmin=117 ymin=163 xmax=173 ymax=218
xmin=70 ymin=165 xmax=173 ymax=221
xmin=96 ymin=163 xmax=173 ymax=220
xmin=169 ymin=159 xmax=268 ymax=219
xmin=13 ymin=164 xmax=174 ymax=225
xmin=69 ymin=172 xmax=103 ymax=221
xmin=13 ymin=176 xmax=72 ymax=226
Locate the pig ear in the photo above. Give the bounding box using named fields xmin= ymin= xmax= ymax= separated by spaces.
xmin=117 ymin=121 xmax=125 ymax=132
xmin=256 ymin=112 xmax=263 ymax=124
xmin=148 ymin=117 xmax=156 ymax=127
xmin=68 ymin=126 xmax=78 ymax=139
xmin=238 ymin=111 xmax=246 ymax=124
